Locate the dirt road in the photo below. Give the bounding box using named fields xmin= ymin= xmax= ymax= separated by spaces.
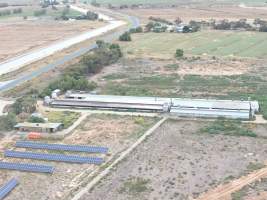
xmin=196 ymin=165 xmax=267 ymax=200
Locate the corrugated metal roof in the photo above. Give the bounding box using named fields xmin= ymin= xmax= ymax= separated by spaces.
xmin=15 ymin=123 xmax=63 ymax=129
xmin=51 ymin=99 xmax=164 ymax=111
xmin=65 ymin=94 xmax=169 ymax=105
xmin=170 ymin=108 xmax=250 ymax=119
xmin=172 ymin=99 xmax=251 ymax=110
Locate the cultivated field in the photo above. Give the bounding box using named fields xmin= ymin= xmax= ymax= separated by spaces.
xmin=0 ymin=20 xmax=105 ymax=62
xmin=120 ymin=31 xmax=267 ymax=59
xmin=122 ymin=5 xmax=267 ymax=23
xmin=0 ymin=114 xmax=158 ymax=200
xmin=81 ymin=0 xmax=267 ymax=6
xmin=79 ymin=119 xmax=267 ymax=200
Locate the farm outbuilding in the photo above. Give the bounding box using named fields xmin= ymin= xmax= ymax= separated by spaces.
xmin=14 ymin=123 xmax=63 ymax=133
xmin=47 ymin=93 xmax=259 ymax=120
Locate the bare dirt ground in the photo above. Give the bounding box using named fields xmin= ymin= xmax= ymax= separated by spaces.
xmin=79 ymin=120 xmax=267 ymax=200
xmin=0 ymin=20 xmax=105 ymax=62
xmin=0 ymin=114 xmax=157 ymax=200
xmin=174 ymin=57 xmax=251 ymax=76
xmin=121 ymin=5 xmax=267 ymax=24
xmin=94 ymin=57 xmax=254 ymax=80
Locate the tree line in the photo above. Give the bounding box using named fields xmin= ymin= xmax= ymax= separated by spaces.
xmin=0 ymin=8 xmax=22 ymax=16
xmin=40 ymin=41 xmax=122 ymax=97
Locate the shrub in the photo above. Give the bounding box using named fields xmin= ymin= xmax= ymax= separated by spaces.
xmin=175 ymin=49 xmax=184 ymax=59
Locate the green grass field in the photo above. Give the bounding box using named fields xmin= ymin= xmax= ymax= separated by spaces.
xmin=121 ymin=31 xmax=267 ymax=59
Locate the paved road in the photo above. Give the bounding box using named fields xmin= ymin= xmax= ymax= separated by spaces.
xmin=0 ymin=10 xmax=125 ymax=76
xmin=0 ymin=10 xmax=139 ymax=92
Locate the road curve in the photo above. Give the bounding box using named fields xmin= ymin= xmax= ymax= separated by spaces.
xmin=0 ymin=8 xmax=139 ymax=92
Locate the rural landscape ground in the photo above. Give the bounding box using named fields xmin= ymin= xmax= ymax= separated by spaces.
xmin=0 ymin=0 xmax=267 ymax=200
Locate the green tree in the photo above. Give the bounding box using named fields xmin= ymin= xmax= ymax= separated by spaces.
xmin=129 ymin=26 xmax=143 ymax=33
xmin=0 ymin=114 xmax=17 ymax=131
xmin=28 ymin=116 xmax=45 ymax=123
xmin=145 ymin=22 xmax=155 ymax=32
xmin=119 ymin=31 xmax=131 ymax=41
xmin=11 ymin=96 xmax=37 ymax=115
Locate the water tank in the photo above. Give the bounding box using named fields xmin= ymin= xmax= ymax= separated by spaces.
xmin=250 ymin=101 xmax=260 ymax=113
xmin=44 ymin=96 xmax=52 ymax=105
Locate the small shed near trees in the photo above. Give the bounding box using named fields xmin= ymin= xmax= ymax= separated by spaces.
xmin=14 ymin=122 xmax=63 ymax=133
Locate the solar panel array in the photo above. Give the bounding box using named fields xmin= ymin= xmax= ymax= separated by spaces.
xmin=4 ymin=151 xmax=104 ymax=165
xmin=15 ymin=141 xmax=108 ymax=154
xmin=0 ymin=161 xmax=54 ymax=174
xmin=0 ymin=178 xmax=18 ymax=200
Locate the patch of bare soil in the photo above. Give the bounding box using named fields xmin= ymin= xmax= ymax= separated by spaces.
xmin=176 ymin=57 xmax=252 ymax=76
xmin=0 ymin=114 xmax=157 ymax=200
xmin=80 ymin=120 xmax=267 ymax=200
xmin=0 ymin=20 xmax=105 ymax=62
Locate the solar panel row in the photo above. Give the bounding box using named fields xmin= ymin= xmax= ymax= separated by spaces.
xmin=4 ymin=151 xmax=104 ymax=165
xmin=0 ymin=161 xmax=54 ymax=174
xmin=0 ymin=178 xmax=18 ymax=200
xmin=15 ymin=141 xmax=108 ymax=154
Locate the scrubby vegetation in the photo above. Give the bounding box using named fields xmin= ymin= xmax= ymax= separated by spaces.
xmin=119 ymin=177 xmax=150 ymax=195
xmin=43 ymin=111 xmax=80 ymax=128
xmin=201 ymin=120 xmax=257 ymax=137
xmin=34 ymin=9 xmax=47 ymax=17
